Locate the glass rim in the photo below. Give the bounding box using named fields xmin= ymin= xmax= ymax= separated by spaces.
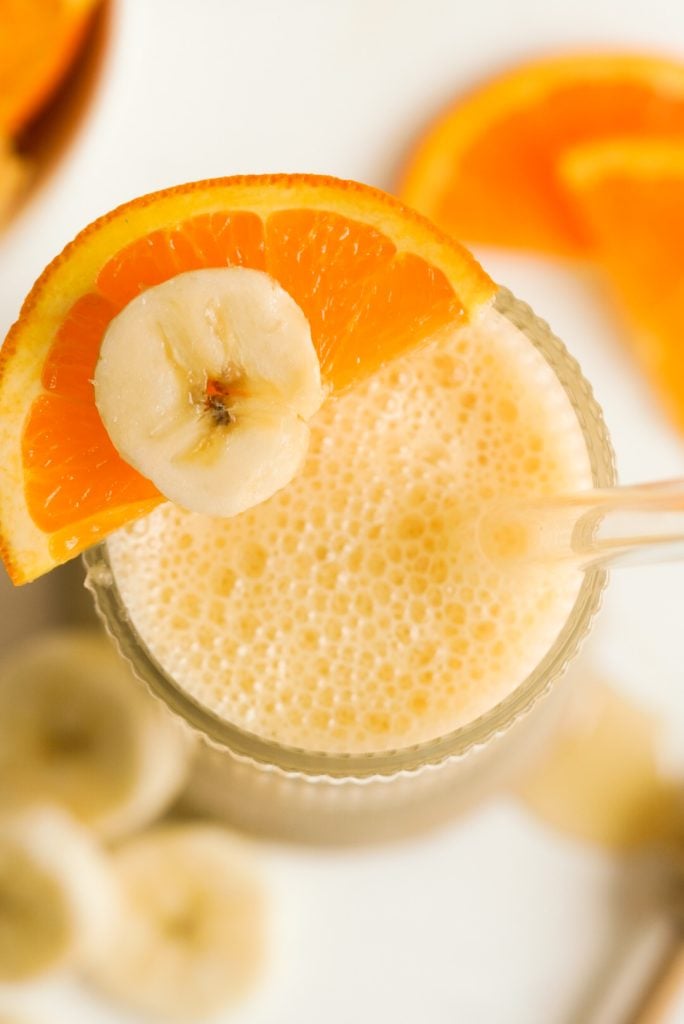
xmin=84 ymin=287 xmax=616 ymax=780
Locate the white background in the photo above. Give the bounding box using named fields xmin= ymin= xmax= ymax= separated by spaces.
xmin=1 ymin=0 xmax=684 ymax=1021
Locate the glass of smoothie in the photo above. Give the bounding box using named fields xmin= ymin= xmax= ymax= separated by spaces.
xmin=84 ymin=286 xmax=614 ymax=842
xmin=7 ymin=174 xmax=672 ymax=843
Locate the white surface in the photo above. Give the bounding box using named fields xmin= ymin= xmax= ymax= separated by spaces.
xmin=2 ymin=1 xmax=684 ymax=1022
xmin=1 ymin=803 xmax=625 ymax=1024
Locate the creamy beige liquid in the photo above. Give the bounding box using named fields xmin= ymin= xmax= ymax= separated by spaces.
xmin=108 ymin=307 xmax=592 ymax=753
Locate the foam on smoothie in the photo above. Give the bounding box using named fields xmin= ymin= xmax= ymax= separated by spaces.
xmin=107 ymin=306 xmax=592 ymax=753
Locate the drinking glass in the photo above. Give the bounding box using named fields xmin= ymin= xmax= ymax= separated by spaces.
xmin=84 ymin=287 xmax=616 ymax=842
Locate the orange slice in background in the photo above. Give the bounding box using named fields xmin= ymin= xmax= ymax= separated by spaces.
xmin=0 ymin=0 xmax=102 ymax=137
xmin=0 ymin=136 xmax=28 ymax=225
xmin=398 ymin=53 xmax=684 ymax=258
xmin=0 ymin=173 xmax=495 ymax=585
xmin=562 ymin=138 xmax=684 ymax=433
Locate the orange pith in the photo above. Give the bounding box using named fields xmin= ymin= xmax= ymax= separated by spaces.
xmin=0 ymin=0 xmax=100 ymax=136
xmin=398 ymin=53 xmax=684 ymax=257
xmin=0 ymin=174 xmax=495 ymax=584
xmin=562 ymin=139 xmax=684 ymax=432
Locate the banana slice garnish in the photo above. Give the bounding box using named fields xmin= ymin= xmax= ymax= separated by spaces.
xmin=95 ymin=267 xmax=325 ymax=517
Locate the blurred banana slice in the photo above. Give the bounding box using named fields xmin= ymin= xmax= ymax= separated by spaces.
xmin=0 ymin=630 xmax=194 ymax=840
xmin=86 ymin=824 xmax=267 ymax=1019
xmin=0 ymin=808 xmax=117 ymax=982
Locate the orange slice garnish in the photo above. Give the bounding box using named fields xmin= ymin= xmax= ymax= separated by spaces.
xmin=0 ymin=0 xmax=101 ymax=137
xmin=563 ymin=138 xmax=684 ymax=432
xmin=0 ymin=173 xmax=495 ymax=584
xmin=398 ymin=53 xmax=684 ymax=257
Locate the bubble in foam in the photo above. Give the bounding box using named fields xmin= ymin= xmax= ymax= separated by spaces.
xmin=107 ymin=308 xmax=591 ymax=754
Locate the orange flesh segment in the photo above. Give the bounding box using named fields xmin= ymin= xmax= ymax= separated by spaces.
xmin=41 ymin=292 xmax=117 ymax=402
xmin=96 ymin=212 xmax=267 ymax=307
xmin=22 ymin=394 xmax=160 ymax=533
xmin=24 ymin=290 xmax=161 ymax=558
xmin=399 ymin=55 xmax=684 ymax=257
xmin=564 ymin=140 xmax=684 ymax=431
xmin=264 ymin=210 xmax=462 ymax=388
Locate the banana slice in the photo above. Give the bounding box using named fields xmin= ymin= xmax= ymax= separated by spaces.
xmin=95 ymin=266 xmax=325 ymax=517
xmin=86 ymin=824 xmax=268 ymax=1020
xmin=0 ymin=808 xmax=117 ymax=982
xmin=0 ymin=630 xmax=194 ymax=841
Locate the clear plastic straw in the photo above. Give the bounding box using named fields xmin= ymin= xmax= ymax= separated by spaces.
xmin=480 ymin=479 xmax=684 ymax=570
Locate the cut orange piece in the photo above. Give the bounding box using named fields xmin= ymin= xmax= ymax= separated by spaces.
xmin=0 ymin=136 xmax=28 ymax=224
xmin=562 ymin=138 xmax=684 ymax=432
xmin=0 ymin=0 xmax=101 ymax=136
xmin=398 ymin=53 xmax=684 ymax=257
xmin=0 ymin=173 xmax=495 ymax=585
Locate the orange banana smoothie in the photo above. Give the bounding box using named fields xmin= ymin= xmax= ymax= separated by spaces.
xmin=107 ymin=305 xmax=591 ymax=754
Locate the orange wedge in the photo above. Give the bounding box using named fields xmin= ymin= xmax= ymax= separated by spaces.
xmin=398 ymin=53 xmax=684 ymax=258
xmin=0 ymin=0 xmax=101 ymax=136
xmin=0 ymin=173 xmax=495 ymax=585
xmin=563 ymin=139 xmax=684 ymax=432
